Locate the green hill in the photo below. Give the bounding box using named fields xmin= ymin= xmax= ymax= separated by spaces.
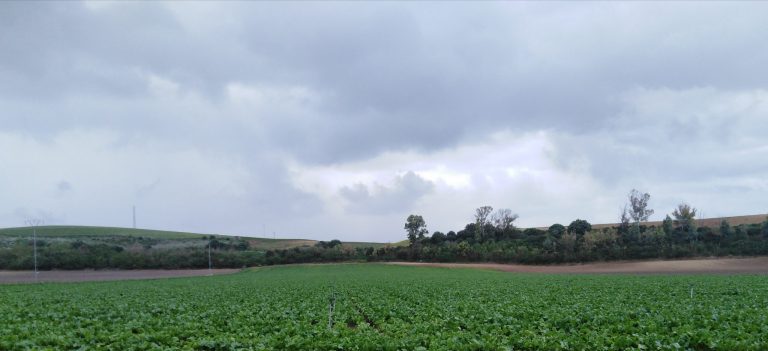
xmin=0 ymin=226 xmax=207 ymax=239
xmin=0 ymin=225 xmax=399 ymax=250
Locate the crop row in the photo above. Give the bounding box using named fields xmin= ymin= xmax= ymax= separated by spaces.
xmin=1 ymin=264 xmax=767 ymax=350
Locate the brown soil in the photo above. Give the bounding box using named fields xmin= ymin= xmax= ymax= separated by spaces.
xmin=0 ymin=269 xmax=241 ymax=284
xmin=388 ymin=257 xmax=768 ymax=274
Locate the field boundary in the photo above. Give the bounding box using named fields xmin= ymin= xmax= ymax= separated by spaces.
xmin=387 ymin=256 xmax=768 ymax=274
xmin=0 ymin=268 xmax=242 ymax=284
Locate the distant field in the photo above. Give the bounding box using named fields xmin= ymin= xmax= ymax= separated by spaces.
xmin=1 ymin=264 xmax=766 ymax=350
xmin=593 ymin=213 xmax=767 ymax=230
xmin=534 ymin=213 xmax=767 ymax=230
xmin=392 ymin=257 xmax=768 ymax=274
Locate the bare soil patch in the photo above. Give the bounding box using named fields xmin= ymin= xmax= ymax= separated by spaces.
xmin=388 ymin=257 xmax=768 ymax=274
xmin=0 ymin=269 xmax=241 ymax=284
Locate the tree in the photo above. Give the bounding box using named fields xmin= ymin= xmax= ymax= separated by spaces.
xmin=719 ymin=220 xmax=731 ymax=238
xmin=568 ymin=219 xmax=592 ymax=236
xmin=547 ymin=224 xmax=566 ymax=239
xmin=661 ymin=215 xmax=673 ymax=239
xmin=627 ymin=189 xmax=654 ymax=223
xmin=672 ymin=203 xmax=697 ymax=230
xmin=474 ymin=206 xmax=493 ymax=224
xmin=315 ymin=240 xmax=343 ymax=249
xmin=404 ymin=214 xmax=428 ymax=246
xmin=619 ymin=205 xmax=631 ymax=233
xmin=672 ymin=203 xmax=697 ymax=242
xmin=762 ymin=216 xmax=768 ymax=239
xmin=430 ymin=231 xmax=446 ymax=245
xmin=491 ymin=208 xmax=519 ymax=231
xmin=474 ymin=206 xmax=493 ymax=242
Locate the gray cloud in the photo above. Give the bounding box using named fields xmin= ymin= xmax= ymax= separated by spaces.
xmin=5 ymin=2 xmax=768 ymax=162
xmin=1 ymin=2 xmax=767 ymax=240
xmin=56 ymin=181 xmax=72 ymax=192
xmin=339 ymin=171 xmax=434 ymax=215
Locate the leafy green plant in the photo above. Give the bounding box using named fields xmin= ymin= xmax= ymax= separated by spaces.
xmin=1 ymin=264 xmax=766 ymax=350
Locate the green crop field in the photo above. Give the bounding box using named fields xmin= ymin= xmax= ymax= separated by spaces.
xmin=1 ymin=265 xmax=767 ymax=350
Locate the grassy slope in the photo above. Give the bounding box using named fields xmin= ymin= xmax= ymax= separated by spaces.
xmin=0 ymin=225 xmax=399 ymax=249
xmin=0 ymin=226 xmax=205 ymax=239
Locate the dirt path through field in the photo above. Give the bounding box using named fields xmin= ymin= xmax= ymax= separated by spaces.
xmin=388 ymin=257 xmax=768 ymax=274
xmin=0 ymin=269 xmax=241 ymax=284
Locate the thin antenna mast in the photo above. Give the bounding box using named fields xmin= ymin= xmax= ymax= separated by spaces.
xmin=25 ymin=219 xmax=43 ymax=282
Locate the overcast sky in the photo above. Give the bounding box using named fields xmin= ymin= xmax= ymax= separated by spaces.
xmin=2 ymin=2 xmax=767 ymax=242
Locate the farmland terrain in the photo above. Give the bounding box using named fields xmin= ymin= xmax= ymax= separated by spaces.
xmin=1 ymin=264 xmax=766 ymax=350
xmin=1 ymin=212 xmax=767 ymax=270
xmin=0 ymin=225 xmax=400 ymax=270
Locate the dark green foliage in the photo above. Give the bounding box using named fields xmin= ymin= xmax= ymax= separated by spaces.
xmin=315 ymin=240 xmax=342 ymax=249
xmin=547 ymin=223 xmax=566 ymax=239
xmin=430 ymin=231 xmax=446 ymax=245
xmin=719 ymin=219 xmax=731 ymax=238
xmin=523 ymin=228 xmax=545 ymax=237
xmin=234 ymin=240 xmax=250 ymax=251
xmin=404 ymin=214 xmax=428 ymax=245
xmin=662 ymin=215 xmax=674 ymax=236
xmin=567 ymin=219 xmax=592 ymax=236
xmin=763 ymin=217 xmax=768 ymax=238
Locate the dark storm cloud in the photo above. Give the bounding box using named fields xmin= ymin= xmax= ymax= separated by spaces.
xmin=4 ymin=2 xmax=768 ymax=164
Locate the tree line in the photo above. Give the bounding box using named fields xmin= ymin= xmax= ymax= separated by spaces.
xmin=2 ymin=189 xmax=767 ymax=269
xmin=396 ymin=189 xmax=768 ymax=263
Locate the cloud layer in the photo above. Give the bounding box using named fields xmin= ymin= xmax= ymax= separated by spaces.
xmin=1 ymin=2 xmax=767 ymax=241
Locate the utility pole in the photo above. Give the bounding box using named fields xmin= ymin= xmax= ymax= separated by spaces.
xmin=132 ymin=205 xmax=136 ymax=229
xmin=25 ymin=219 xmax=43 ymax=282
xmin=208 ymin=239 xmax=213 ymax=273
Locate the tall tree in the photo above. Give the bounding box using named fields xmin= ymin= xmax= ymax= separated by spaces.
xmin=491 ymin=208 xmax=519 ymax=231
xmin=474 ymin=206 xmax=493 ymax=226
xmin=474 ymin=206 xmax=493 ymax=242
xmin=662 ymin=215 xmax=674 ymax=237
xmin=672 ymin=203 xmax=697 ymax=227
xmin=619 ymin=205 xmax=631 ymax=233
xmin=404 ymin=214 xmax=428 ymax=246
xmin=719 ymin=219 xmax=731 ymax=238
xmin=627 ymin=189 xmax=654 ymax=223
xmin=672 ymin=203 xmax=697 ymax=241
